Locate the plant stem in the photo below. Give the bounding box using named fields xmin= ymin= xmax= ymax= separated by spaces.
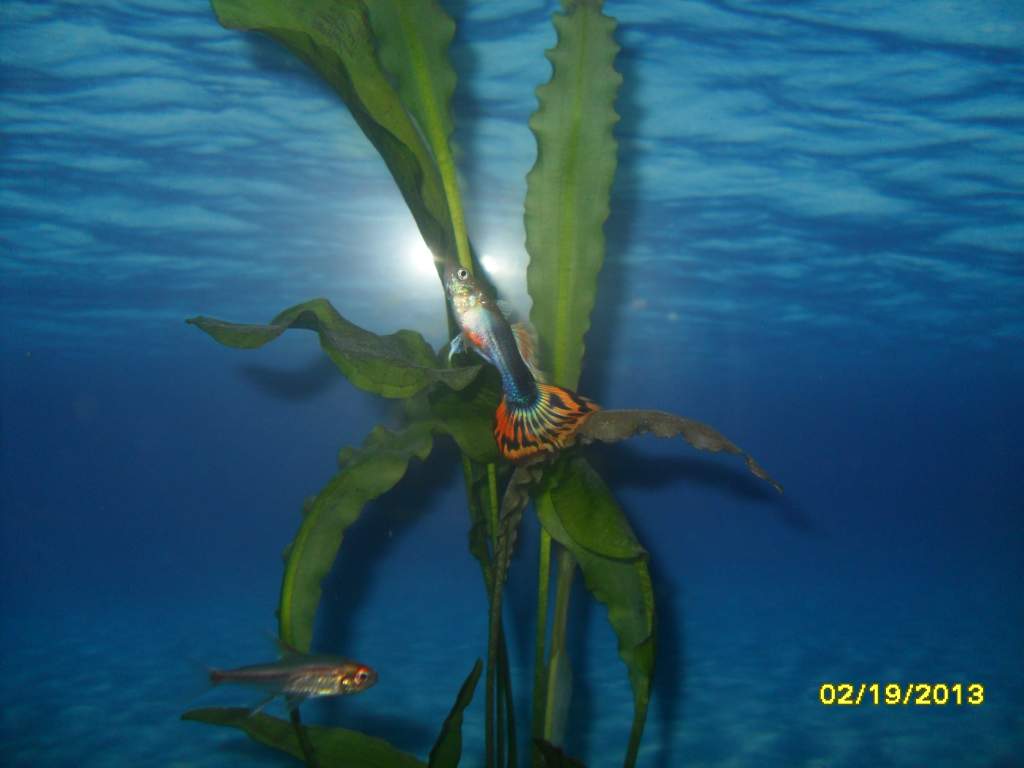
xmin=484 ymin=462 xmax=501 ymax=768
xmin=531 ymin=528 xmax=552 ymax=767
xmin=497 ymin=648 xmax=506 ymax=768
xmin=485 ymin=464 xmax=507 ymax=767
xmin=439 ymin=149 xmax=473 ymax=273
xmin=487 ymin=464 xmax=499 ymax=549
xmin=289 ymin=709 xmax=318 ymax=768
xmin=498 ymin=627 xmax=517 ymax=768
xmin=544 ymin=546 xmax=576 ymax=743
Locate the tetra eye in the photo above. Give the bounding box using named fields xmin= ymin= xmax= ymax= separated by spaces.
xmin=355 ymin=669 xmax=368 ymax=683
xmin=456 ymin=268 xmax=469 ymax=280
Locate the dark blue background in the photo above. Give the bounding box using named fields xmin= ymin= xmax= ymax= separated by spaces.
xmin=2 ymin=1 xmax=1022 ymax=765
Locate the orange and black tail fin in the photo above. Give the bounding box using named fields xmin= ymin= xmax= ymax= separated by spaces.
xmin=494 ymin=383 xmax=599 ymax=462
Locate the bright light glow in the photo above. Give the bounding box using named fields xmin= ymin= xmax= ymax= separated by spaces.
xmin=407 ymin=232 xmax=437 ymax=278
xmin=480 ymin=252 xmax=506 ymax=275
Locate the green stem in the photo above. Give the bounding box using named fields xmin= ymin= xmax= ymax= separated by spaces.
xmin=484 ymin=462 xmax=502 ymax=768
xmin=498 ymin=627 xmax=517 ymax=768
xmin=487 ymin=464 xmax=500 ymax=549
xmin=497 ymin=648 xmax=506 ymax=768
xmin=531 ymin=528 xmax=552 ymax=767
xmin=289 ymin=708 xmax=318 ymax=768
xmin=544 ymin=545 xmax=576 ymax=743
xmin=485 ymin=464 xmax=506 ymax=767
xmin=438 ymin=141 xmax=472 ymax=273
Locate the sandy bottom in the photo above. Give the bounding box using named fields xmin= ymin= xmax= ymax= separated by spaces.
xmin=1 ymin=587 xmax=1020 ymax=767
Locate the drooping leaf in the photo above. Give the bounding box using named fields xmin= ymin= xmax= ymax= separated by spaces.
xmin=188 ymin=299 xmax=481 ymax=399
xmin=578 ymin=409 xmax=783 ymax=493
xmin=278 ymin=423 xmax=434 ymax=651
xmin=535 ymin=739 xmax=587 ymax=768
xmin=210 ymin=0 xmax=453 ymax=261
xmin=428 ymin=659 xmax=483 ymax=768
xmin=525 ymin=0 xmax=621 ymax=388
xmin=537 ymin=456 xmax=654 ymax=768
xmin=182 ymin=707 xmax=425 ymax=768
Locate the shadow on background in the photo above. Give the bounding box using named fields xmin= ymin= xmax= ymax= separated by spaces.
xmin=559 ymin=514 xmax=688 ymax=768
xmin=315 ymin=444 xmax=461 ymax=652
xmin=236 ymin=355 xmax=341 ymax=402
xmin=583 ymin=34 xmax=646 ymax=405
xmin=589 ymin=443 xmax=814 ymax=534
xmin=313 ymin=443 xmax=461 ymax=747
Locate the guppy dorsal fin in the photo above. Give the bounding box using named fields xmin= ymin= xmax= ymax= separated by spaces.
xmin=512 ymin=322 xmax=546 ymax=383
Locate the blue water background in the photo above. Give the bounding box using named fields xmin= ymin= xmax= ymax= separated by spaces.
xmin=2 ymin=1 xmax=1022 ymax=766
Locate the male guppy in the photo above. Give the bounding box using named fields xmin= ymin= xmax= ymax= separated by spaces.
xmin=208 ymin=646 xmax=377 ymax=711
xmin=444 ymin=262 xmax=598 ymax=461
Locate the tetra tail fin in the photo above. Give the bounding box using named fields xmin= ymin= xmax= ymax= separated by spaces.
xmin=494 ymin=383 xmax=599 ymax=461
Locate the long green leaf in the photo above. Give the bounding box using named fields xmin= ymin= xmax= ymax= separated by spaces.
xmin=525 ymin=0 xmax=621 ymax=389
xmin=540 ymin=454 xmax=644 ymax=559
xmin=210 ymin=0 xmax=453 ymax=260
xmin=537 ymin=457 xmax=654 ymax=768
xmin=183 ymin=707 xmax=425 ymax=768
xmin=278 ymin=423 xmax=434 ymax=651
xmin=188 ymin=299 xmax=481 ymax=399
xmin=364 ymin=0 xmax=471 ymax=272
xmin=428 ymin=659 xmax=484 ymax=768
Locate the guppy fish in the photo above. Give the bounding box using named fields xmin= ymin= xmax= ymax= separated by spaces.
xmin=444 ymin=261 xmax=598 ymax=461
xmin=208 ymin=646 xmax=377 ymax=711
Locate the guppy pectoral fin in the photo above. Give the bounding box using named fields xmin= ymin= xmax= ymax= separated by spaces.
xmin=447 ymin=332 xmax=466 ymax=363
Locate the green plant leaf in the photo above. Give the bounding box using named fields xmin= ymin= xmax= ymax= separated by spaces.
xmin=278 ymin=423 xmax=434 ymax=651
xmin=428 ymin=659 xmax=484 ymax=768
xmin=541 ymin=454 xmax=644 ymax=560
xmin=363 ymin=0 xmax=471 ymax=271
xmin=182 ymin=707 xmax=425 ymax=768
xmin=525 ymin=0 xmax=621 ymax=388
xmin=537 ymin=456 xmax=654 ymax=768
xmin=423 ymin=367 xmax=502 ymax=464
xmin=365 ymin=0 xmax=456 ymax=151
xmin=578 ymin=409 xmax=783 ymax=493
xmin=210 ymin=0 xmax=453 ymax=261
xmin=188 ymin=299 xmax=481 ymax=399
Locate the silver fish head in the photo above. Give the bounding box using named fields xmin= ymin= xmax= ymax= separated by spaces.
xmin=444 ymin=261 xmax=474 ymax=301
xmin=338 ymin=662 xmax=378 ymax=694
xmin=444 ymin=262 xmax=492 ymax=321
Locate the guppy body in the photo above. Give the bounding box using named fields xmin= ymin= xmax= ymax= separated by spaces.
xmin=449 ymin=283 xmax=538 ymax=406
xmin=444 ymin=261 xmax=598 ymax=461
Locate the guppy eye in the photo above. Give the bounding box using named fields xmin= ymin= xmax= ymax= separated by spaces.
xmin=456 ymin=268 xmax=469 ymax=280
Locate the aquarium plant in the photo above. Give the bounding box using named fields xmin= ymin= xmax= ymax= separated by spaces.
xmin=182 ymin=1 xmax=780 ymax=766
